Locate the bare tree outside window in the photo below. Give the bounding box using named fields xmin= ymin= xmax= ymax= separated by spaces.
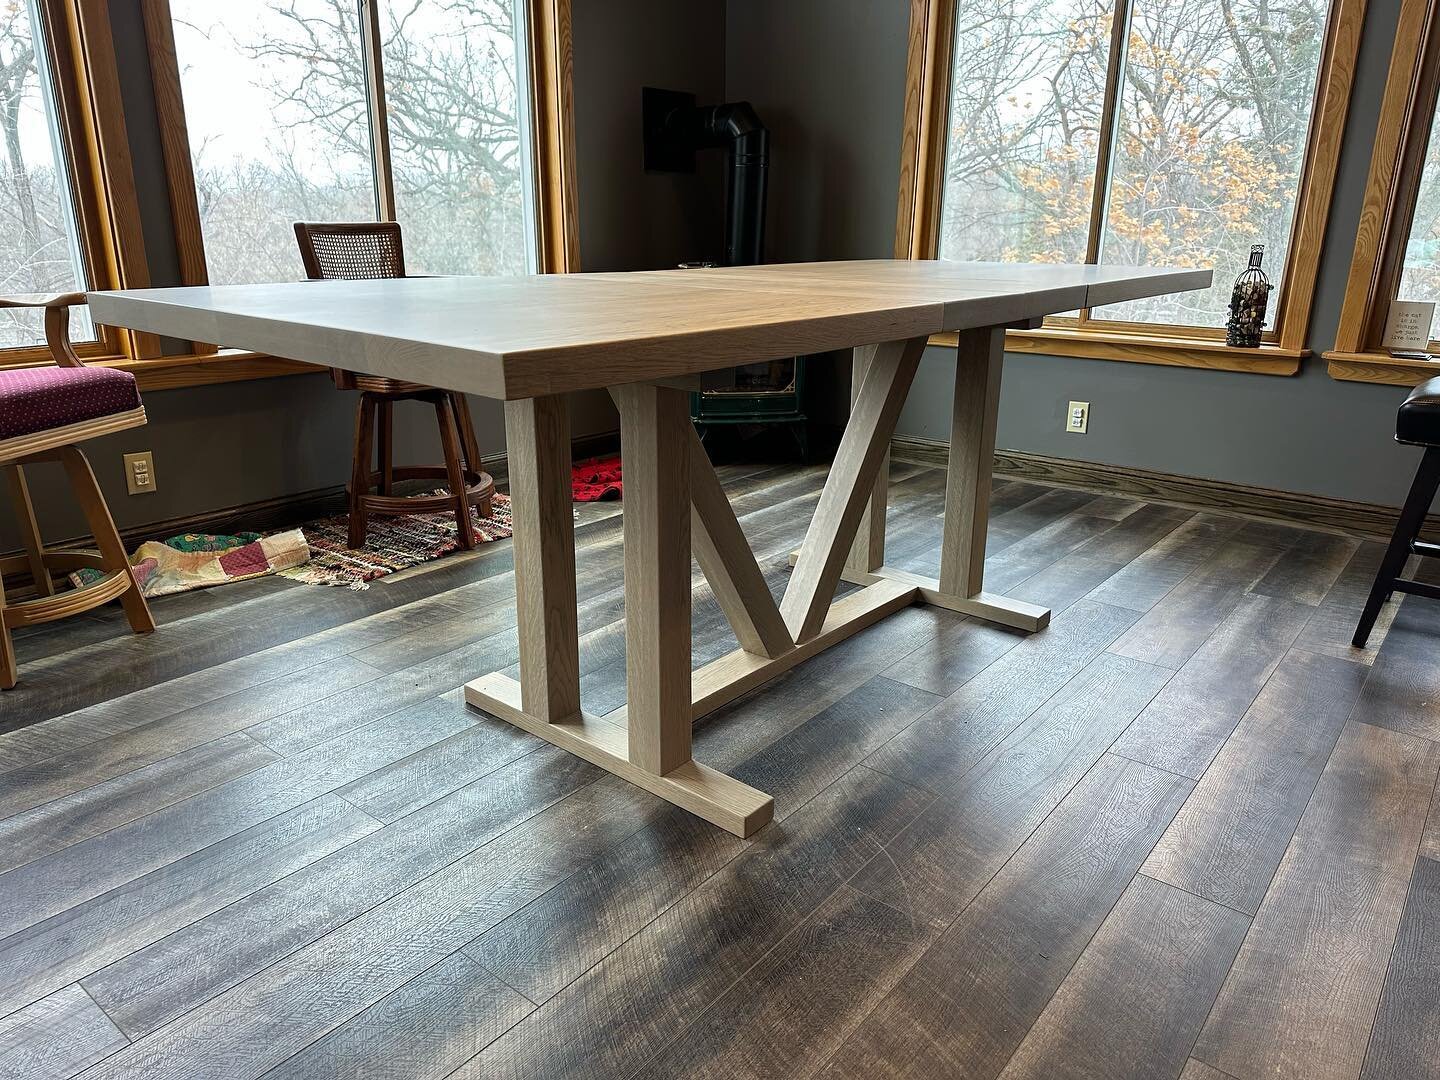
xmin=1399 ymin=105 xmax=1440 ymax=312
xmin=0 ymin=0 xmax=91 ymax=349
xmin=938 ymin=0 xmax=1327 ymax=331
xmin=170 ymin=0 xmax=530 ymax=286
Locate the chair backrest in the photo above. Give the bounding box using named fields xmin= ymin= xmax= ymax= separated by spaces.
xmin=293 ymin=222 xmax=405 ymax=281
xmin=0 ymin=292 xmax=88 ymax=367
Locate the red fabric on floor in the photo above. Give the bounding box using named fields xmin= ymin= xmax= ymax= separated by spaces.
xmin=572 ymin=455 xmax=622 ymax=501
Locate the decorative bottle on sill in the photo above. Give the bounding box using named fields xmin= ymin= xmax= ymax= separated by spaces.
xmin=1226 ymin=245 xmax=1272 ymax=348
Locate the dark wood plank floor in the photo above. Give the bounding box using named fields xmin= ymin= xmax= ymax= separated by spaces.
xmin=2 ymin=460 xmax=1438 ymax=1080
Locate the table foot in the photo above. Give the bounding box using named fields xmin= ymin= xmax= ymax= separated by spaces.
xmin=786 ymin=551 xmax=1050 ymax=632
xmin=464 ymin=672 xmax=774 ymax=837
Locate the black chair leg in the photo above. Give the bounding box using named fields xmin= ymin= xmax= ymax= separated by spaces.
xmin=1354 ymin=446 xmax=1440 ymax=647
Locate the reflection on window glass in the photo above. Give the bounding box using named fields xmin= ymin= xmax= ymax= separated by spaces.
xmin=1094 ymin=0 xmax=1326 ymax=327
xmin=0 ymin=0 xmax=92 ymax=349
xmin=937 ymin=0 xmax=1112 ymax=264
xmin=382 ymin=0 xmax=532 ymax=275
xmin=1399 ymin=104 xmax=1440 ymax=312
xmin=170 ymin=0 xmax=378 ymax=285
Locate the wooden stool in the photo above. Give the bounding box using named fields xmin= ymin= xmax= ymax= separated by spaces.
xmin=294 ymin=222 xmax=495 ymax=549
xmin=1355 ymin=375 xmax=1440 ymax=647
xmin=0 ymin=294 xmax=155 ymax=689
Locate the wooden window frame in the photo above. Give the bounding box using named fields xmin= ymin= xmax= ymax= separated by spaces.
xmin=0 ymin=1 xmax=163 ymax=372
xmin=1325 ymin=0 xmax=1440 ymax=385
xmin=111 ymin=0 xmax=581 ymax=391
xmin=896 ymin=0 xmax=1367 ymax=376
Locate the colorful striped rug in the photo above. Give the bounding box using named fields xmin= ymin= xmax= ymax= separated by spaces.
xmin=279 ymin=492 xmax=512 ymax=589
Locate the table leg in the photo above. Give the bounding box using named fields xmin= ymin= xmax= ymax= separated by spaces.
xmin=786 ymin=325 xmax=1050 ymax=633
xmin=847 ymin=344 xmax=888 ymax=575
xmin=505 ymin=396 xmax=581 ymax=719
xmin=467 ymin=386 xmax=773 ymax=838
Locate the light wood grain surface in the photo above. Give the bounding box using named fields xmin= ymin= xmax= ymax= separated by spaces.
xmin=88 ymin=261 xmax=1208 ymax=400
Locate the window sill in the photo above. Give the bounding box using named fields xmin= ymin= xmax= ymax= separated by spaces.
xmin=927 ymin=327 xmax=1306 ymax=375
xmin=1324 ymin=350 xmax=1440 ymax=386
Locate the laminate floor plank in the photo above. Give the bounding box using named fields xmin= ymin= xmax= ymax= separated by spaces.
xmin=465 ymin=807 xmax=744 ymax=1006
xmin=635 ymin=884 xmax=934 ymax=1080
xmin=77 ymin=772 xmax=665 ymax=1080
xmin=1106 ymin=531 xmax=1286 ymax=667
xmin=1109 ymin=593 xmax=1313 ymax=779
xmin=0 ymin=731 xmax=279 ymax=875
xmin=817 ymin=754 xmax=1192 ymax=1080
xmin=1249 ymin=530 xmax=1360 ymax=605
xmin=1292 ymin=541 xmax=1397 ymax=664
xmin=1142 ymin=648 xmax=1367 ymax=913
xmin=0 ymin=795 xmax=376 ymax=1020
xmin=1351 ymin=596 xmax=1440 ymax=742
xmin=861 ymin=599 xmax=1143 ymax=794
xmin=851 ymin=652 xmax=1172 ymax=928
xmin=0 ymin=984 xmax=127 ymax=1080
xmin=0 ymin=697 xmax=473 ymax=941
xmin=995 ymin=874 xmax=1249 ymax=1080
xmin=691 ymin=606 xmax=951 ymax=775
xmin=259 ymin=951 xmax=534 ymax=1080
xmin=452 ymin=767 xmax=933 ymax=1080
xmin=884 ymin=616 xmax=1025 ymax=697
xmin=0 ymin=656 xmax=379 ymax=818
xmin=1008 ymin=504 xmax=1193 ymax=614
xmin=334 ymin=695 xmax=539 ymax=823
xmin=1084 ymin=513 xmax=1247 ymax=614
xmin=1359 ymin=855 xmax=1440 ymax=1080
xmin=1193 ymin=720 xmax=1440 ymax=1080
xmin=81 ymin=747 xmax=610 ymax=1039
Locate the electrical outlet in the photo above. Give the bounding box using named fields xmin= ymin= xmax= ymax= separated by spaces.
xmin=123 ymin=451 xmax=156 ymax=495
xmin=1065 ymin=401 xmax=1090 ymax=434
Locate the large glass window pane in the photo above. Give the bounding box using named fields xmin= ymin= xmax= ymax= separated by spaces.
xmin=1398 ymin=103 xmax=1440 ymax=309
xmin=170 ymin=0 xmax=378 ymax=285
xmin=0 ymin=0 xmax=92 ymax=349
xmin=1094 ymin=0 xmax=1327 ymax=328
xmin=381 ymin=0 xmax=533 ymax=275
xmin=936 ymin=0 xmax=1114 ymax=264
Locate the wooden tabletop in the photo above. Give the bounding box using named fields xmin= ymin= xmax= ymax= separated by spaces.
xmin=87 ymin=260 xmax=1209 ymax=400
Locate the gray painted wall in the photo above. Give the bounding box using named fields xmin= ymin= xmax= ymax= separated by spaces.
xmin=726 ymin=0 xmax=1421 ymax=509
xmin=5 ymin=0 xmax=727 ymax=550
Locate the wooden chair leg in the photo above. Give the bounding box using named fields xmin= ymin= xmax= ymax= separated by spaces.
xmin=1354 ymin=446 xmax=1440 ymax=647
xmin=349 ymin=395 xmax=376 ymax=549
xmin=3 ymin=464 xmax=53 ymax=597
xmin=455 ymin=393 xmax=483 ymax=473
xmin=454 ymin=393 xmax=492 ymax=517
xmin=377 ymin=399 xmax=395 ymax=496
xmin=436 ymin=397 xmax=474 ymax=550
xmin=0 ymin=571 xmax=16 ymax=690
xmin=58 ymin=445 xmax=155 ymax=635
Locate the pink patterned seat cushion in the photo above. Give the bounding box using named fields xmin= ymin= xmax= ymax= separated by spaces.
xmin=0 ymin=365 xmax=142 ymax=441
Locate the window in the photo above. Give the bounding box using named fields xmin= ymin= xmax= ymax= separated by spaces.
xmin=0 ymin=0 xmax=92 ymax=348
xmin=899 ymin=0 xmax=1364 ymax=369
xmin=167 ymin=0 xmax=542 ymax=286
xmin=1330 ymin=0 xmax=1440 ymax=382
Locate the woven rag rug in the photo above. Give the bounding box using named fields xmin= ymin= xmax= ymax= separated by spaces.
xmin=69 ymin=530 xmax=310 ymax=598
xmin=279 ymin=492 xmax=512 ymax=589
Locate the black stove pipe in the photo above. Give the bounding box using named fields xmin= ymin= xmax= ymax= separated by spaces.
xmin=660 ymin=101 xmax=769 ymax=266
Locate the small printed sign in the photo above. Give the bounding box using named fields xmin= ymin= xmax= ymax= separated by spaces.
xmin=1384 ymin=300 xmax=1437 ymax=358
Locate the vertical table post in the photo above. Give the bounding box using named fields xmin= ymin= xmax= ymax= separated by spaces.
xmin=847 ymin=343 xmax=889 ymax=574
xmin=504 ymin=395 xmax=581 ymax=722
xmin=613 ymin=383 xmax=693 ymax=775
xmin=939 ymin=325 xmax=1004 ymax=599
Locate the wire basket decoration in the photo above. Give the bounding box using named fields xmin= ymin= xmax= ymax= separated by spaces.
xmin=1226 ymin=245 xmax=1273 ymax=348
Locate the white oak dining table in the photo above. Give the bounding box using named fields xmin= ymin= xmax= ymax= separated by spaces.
xmin=89 ymin=259 xmax=1209 ymax=837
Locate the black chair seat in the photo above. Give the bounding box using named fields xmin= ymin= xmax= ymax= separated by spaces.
xmin=1397 ymin=376 xmax=1440 ymax=445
